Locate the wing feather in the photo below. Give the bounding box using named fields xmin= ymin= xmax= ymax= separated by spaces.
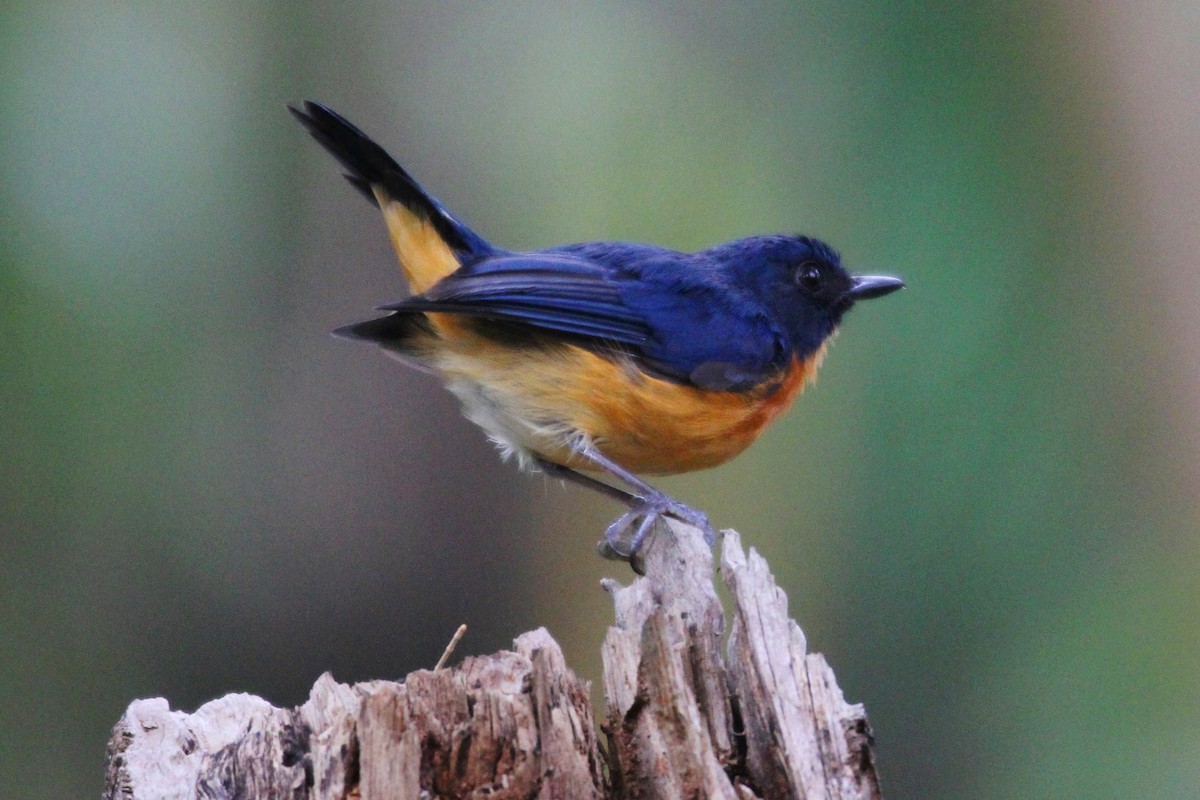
xmin=349 ymin=249 xmax=787 ymax=391
xmin=381 ymin=254 xmax=652 ymax=345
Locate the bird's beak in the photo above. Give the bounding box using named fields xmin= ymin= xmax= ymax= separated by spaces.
xmin=847 ymin=274 xmax=905 ymax=301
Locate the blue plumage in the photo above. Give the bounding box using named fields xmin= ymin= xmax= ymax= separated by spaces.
xmin=292 ymin=100 xmax=889 ymax=393
xmin=372 ymin=236 xmax=856 ymax=390
xmin=291 ymin=99 xmax=905 ymax=564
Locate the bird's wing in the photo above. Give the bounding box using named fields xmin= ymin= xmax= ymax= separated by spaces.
xmin=350 ymin=251 xmax=786 ymax=391
xmin=389 ymin=253 xmax=652 ymax=344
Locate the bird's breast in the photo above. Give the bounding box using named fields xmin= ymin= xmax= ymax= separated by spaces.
xmin=427 ymin=315 xmax=824 ymax=475
xmin=571 ymin=347 xmax=822 ymax=474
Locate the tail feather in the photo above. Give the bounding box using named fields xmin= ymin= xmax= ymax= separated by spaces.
xmin=332 ymin=311 xmax=425 ymax=344
xmin=289 ymin=100 xmax=494 ymax=292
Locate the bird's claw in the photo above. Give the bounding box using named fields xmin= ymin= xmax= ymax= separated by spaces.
xmin=598 ymin=495 xmax=715 ymax=573
xmin=664 ymin=501 xmax=715 ymax=545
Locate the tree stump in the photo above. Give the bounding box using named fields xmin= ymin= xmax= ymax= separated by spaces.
xmin=104 ymin=525 xmax=881 ymax=799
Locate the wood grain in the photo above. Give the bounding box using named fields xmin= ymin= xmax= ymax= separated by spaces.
xmin=104 ymin=524 xmax=881 ymax=799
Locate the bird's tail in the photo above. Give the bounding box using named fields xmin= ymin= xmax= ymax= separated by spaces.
xmin=289 ymin=100 xmax=495 ymax=294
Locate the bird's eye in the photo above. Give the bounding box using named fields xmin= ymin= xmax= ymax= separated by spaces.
xmin=796 ymin=263 xmax=824 ymax=293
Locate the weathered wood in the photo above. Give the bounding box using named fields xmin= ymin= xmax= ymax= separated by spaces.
xmin=104 ymin=525 xmax=881 ymax=799
xmin=600 ymin=522 xmax=881 ymax=800
xmin=722 ymin=530 xmax=881 ymax=800
xmin=600 ymin=520 xmax=739 ymax=799
xmin=104 ymin=629 xmax=604 ymax=799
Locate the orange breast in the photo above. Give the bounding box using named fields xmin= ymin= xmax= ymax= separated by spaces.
xmin=423 ymin=315 xmax=825 ymax=475
xmin=566 ymin=347 xmax=822 ymax=474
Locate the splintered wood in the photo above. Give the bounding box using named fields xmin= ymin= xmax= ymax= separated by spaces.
xmin=104 ymin=526 xmax=881 ymax=799
xmin=600 ymin=525 xmax=881 ymax=800
xmin=104 ymin=631 xmax=603 ymax=799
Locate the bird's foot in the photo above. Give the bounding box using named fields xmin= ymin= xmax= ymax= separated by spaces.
xmin=596 ymin=493 xmax=714 ymax=573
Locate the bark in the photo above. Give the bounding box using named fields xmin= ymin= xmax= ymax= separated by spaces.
xmin=105 ymin=524 xmax=881 ymax=799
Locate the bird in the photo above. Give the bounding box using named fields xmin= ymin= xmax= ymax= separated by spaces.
xmin=289 ymin=100 xmax=903 ymax=565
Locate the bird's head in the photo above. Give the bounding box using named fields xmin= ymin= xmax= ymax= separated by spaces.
xmin=728 ymin=235 xmax=904 ymax=360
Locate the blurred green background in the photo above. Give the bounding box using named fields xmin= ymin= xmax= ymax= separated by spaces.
xmin=2 ymin=2 xmax=1198 ymax=797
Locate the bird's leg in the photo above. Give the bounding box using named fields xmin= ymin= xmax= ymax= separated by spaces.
xmin=534 ymin=456 xmax=649 ymax=567
xmin=552 ymin=443 xmax=714 ymax=563
xmin=533 ymin=456 xmax=640 ymax=506
xmin=574 ymin=445 xmax=713 ymax=536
